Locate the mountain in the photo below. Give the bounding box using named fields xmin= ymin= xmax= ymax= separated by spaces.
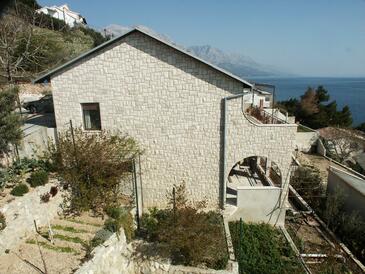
xmin=187 ymin=45 xmax=286 ymax=77
xmin=102 ymin=24 xmax=288 ymax=77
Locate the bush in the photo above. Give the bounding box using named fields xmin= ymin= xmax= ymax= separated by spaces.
xmin=40 ymin=193 xmax=50 ymax=203
xmin=140 ymin=182 xmax=228 ymax=270
xmin=50 ymin=128 xmax=141 ymax=215
xmin=10 ymin=184 xmax=29 ymax=196
xmin=0 ymin=212 xmax=6 ymax=231
xmin=50 ymin=186 xmax=58 ymax=197
xmin=27 ymin=170 xmax=48 ymax=187
xmin=229 ymin=221 xmax=303 ymax=274
xmin=290 ymin=165 xmax=325 ymax=211
xmin=105 ymin=206 xmax=134 ymax=242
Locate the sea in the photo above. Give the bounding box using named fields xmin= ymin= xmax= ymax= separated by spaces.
xmin=249 ymin=77 xmax=365 ymax=126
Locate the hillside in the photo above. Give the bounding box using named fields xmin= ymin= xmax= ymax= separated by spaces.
xmin=0 ymin=0 xmax=108 ymax=84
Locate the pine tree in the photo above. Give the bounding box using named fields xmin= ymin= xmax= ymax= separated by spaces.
xmin=0 ymin=86 xmax=22 ymax=156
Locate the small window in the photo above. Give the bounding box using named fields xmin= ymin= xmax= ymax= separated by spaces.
xmin=265 ymin=96 xmax=271 ymax=102
xmin=81 ymin=103 xmax=101 ymax=130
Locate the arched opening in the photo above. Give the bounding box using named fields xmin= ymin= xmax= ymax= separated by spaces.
xmin=226 ymin=156 xmax=282 ymax=205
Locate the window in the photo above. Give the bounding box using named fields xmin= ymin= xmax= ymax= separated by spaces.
xmin=81 ymin=103 xmax=101 ymax=130
xmin=265 ymin=96 xmax=271 ymax=102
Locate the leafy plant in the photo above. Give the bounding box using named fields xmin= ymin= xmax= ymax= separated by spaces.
xmin=10 ymin=183 xmax=29 ymax=196
xmin=50 ymin=128 xmax=141 ymax=215
xmin=27 ymin=170 xmax=48 ymax=187
xmin=229 ymin=221 xmax=303 ymax=274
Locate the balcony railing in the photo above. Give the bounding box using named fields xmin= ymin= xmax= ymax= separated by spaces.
xmin=246 ymin=105 xmax=289 ymax=124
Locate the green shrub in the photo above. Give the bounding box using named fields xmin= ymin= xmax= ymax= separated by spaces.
xmin=10 ymin=184 xmax=29 ymax=196
xmin=229 ymin=221 xmax=303 ymax=274
xmin=0 ymin=212 xmax=6 ymax=231
xmin=27 ymin=170 xmax=48 ymax=187
xmin=140 ymin=182 xmax=228 ymax=270
xmin=104 ymin=206 xmax=134 ymax=242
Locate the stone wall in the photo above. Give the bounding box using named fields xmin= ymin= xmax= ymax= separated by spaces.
xmin=230 ymin=186 xmax=283 ymax=225
xmin=50 ymin=30 xmax=296 ymax=211
xmin=0 ymin=181 xmax=62 ymax=253
xmin=295 ymin=131 xmax=319 ymax=153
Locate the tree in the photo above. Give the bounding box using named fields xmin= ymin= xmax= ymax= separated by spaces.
xmin=0 ymin=85 xmax=22 ymax=157
xmin=277 ymin=86 xmax=353 ymax=129
xmin=299 ymin=87 xmax=319 ymax=117
xmin=321 ymin=127 xmax=364 ymax=164
xmin=0 ymin=4 xmax=41 ymax=82
xmin=356 ymin=122 xmax=365 ymax=133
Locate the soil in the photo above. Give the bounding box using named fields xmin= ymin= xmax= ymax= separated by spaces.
xmin=286 ymin=214 xmax=363 ymax=274
xmin=0 ymin=212 xmax=104 ymax=274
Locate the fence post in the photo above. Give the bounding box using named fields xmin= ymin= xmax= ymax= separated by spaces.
xmin=239 ymin=217 xmax=244 ymax=274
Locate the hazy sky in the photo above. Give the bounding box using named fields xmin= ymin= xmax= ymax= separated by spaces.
xmin=38 ymin=0 xmax=365 ymax=77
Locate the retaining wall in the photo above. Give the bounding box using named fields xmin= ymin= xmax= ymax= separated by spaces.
xmin=76 ymin=229 xmax=238 ymax=274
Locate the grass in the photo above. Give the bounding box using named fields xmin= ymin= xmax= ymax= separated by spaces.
xmin=53 ymin=234 xmax=86 ymax=245
xmin=64 ymin=218 xmax=102 ymax=228
xmin=26 ymin=239 xmax=80 ymax=255
xmin=52 ymin=224 xmax=89 ymax=234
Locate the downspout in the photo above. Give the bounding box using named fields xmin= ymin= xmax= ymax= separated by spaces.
xmin=221 ymin=91 xmax=247 ymax=209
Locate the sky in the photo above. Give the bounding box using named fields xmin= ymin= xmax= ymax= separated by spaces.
xmin=38 ymin=0 xmax=365 ymax=77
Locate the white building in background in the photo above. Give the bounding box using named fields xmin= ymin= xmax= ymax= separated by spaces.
xmin=36 ymin=4 xmax=87 ymax=27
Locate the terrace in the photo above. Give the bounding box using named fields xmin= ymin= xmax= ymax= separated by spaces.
xmin=243 ymin=83 xmax=295 ymax=124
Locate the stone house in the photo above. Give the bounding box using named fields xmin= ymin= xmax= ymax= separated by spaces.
xmin=34 ymin=27 xmax=297 ymax=225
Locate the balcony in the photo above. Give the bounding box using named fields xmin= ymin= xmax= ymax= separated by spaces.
xmin=245 ymin=105 xmax=295 ymax=124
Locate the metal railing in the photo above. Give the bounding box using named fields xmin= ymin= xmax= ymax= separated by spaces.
xmin=246 ymin=105 xmax=289 ymax=124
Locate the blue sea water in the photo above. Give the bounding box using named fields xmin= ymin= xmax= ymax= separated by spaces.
xmin=249 ymin=77 xmax=365 ymax=126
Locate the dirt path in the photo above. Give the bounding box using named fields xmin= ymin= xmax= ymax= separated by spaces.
xmin=0 ymin=213 xmax=104 ymax=274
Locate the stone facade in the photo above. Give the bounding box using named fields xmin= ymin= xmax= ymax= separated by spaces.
xmin=50 ymin=30 xmax=296 ymax=211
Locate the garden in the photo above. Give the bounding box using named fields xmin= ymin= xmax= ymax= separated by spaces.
xmin=0 ymin=128 xmax=139 ymax=273
xmin=229 ymin=220 xmax=304 ymax=274
xmin=138 ymin=183 xmax=229 ymax=270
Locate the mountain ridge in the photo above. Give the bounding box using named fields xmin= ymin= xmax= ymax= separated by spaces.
xmin=103 ymin=24 xmax=289 ymax=78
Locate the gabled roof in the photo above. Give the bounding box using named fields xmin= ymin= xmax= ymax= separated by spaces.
xmin=33 ymin=27 xmax=253 ymax=88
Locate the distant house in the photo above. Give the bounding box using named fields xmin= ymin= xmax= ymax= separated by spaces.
xmin=34 ymin=27 xmax=297 ymax=226
xmin=36 ymin=4 xmax=87 ymax=27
